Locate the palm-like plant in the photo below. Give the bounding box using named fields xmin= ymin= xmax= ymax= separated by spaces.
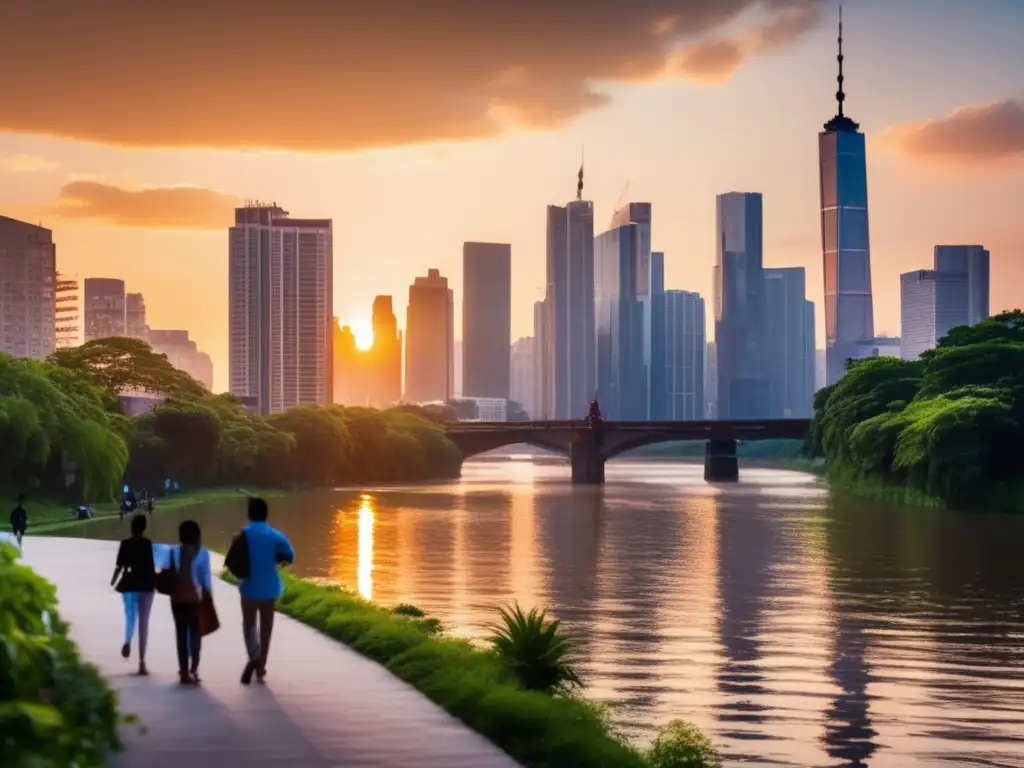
xmin=489 ymin=602 xmax=582 ymax=695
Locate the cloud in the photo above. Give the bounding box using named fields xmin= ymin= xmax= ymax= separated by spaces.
xmin=51 ymin=181 xmax=239 ymax=229
xmin=879 ymin=99 xmax=1024 ymax=166
xmin=0 ymin=1 xmax=823 ymax=152
xmin=0 ymin=154 xmax=62 ymax=173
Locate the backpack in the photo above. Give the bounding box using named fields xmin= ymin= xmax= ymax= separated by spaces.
xmin=224 ymin=530 xmax=250 ymax=580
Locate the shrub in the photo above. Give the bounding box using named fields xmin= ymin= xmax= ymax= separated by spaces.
xmin=646 ymin=720 xmax=723 ymax=768
xmin=489 ymin=602 xmax=582 ymax=695
xmin=0 ymin=543 xmax=122 ymax=767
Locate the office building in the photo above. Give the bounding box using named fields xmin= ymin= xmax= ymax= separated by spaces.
xmin=649 ymin=251 xmax=668 ymax=419
xmin=540 ymin=195 xmax=595 ymax=419
xmin=510 ymin=336 xmax=536 ymax=418
xmin=54 ymin=273 xmax=79 ymax=349
xmin=333 ymin=319 xmax=367 ymax=405
xmin=84 ymin=277 xmax=127 ymax=341
xmin=763 ymin=268 xmax=815 ymax=417
xmin=820 ymin=10 xmax=874 ymax=384
xmin=715 ymin=192 xmax=768 ymax=418
xmin=665 ymin=290 xmax=705 ymax=420
xmin=405 ymin=268 xmax=454 ymax=403
xmin=126 ymin=292 xmax=149 ymax=341
xmin=611 ymin=202 xmax=653 ymax=416
xmin=0 ymin=215 xmax=56 ymax=359
xmin=705 ymin=341 xmax=718 ymax=419
xmin=462 ymin=242 xmax=511 ymax=399
xmin=900 ymin=270 xmax=969 ymax=360
xmin=934 ymin=245 xmax=990 ymax=326
xmin=228 ymin=203 xmax=334 ymax=414
xmin=368 ymin=296 xmax=402 ymax=407
xmin=855 ymin=336 xmax=901 ymax=360
xmin=532 ymin=300 xmax=550 ymax=419
xmin=594 ymin=223 xmax=646 ymax=420
xmin=148 ymin=329 xmax=213 ymax=390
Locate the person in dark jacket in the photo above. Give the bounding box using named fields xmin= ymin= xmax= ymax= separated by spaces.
xmin=111 ymin=514 xmax=157 ymax=675
xmin=9 ymin=495 xmax=27 ymax=548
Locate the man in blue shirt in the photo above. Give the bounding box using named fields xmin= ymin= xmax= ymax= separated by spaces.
xmin=238 ymin=497 xmax=295 ymax=685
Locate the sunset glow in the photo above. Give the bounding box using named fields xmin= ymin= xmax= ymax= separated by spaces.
xmin=350 ymin=318 xmax=374 ymax=351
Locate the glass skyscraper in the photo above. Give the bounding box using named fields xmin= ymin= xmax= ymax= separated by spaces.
xmin=763 ymin=268 xmax=815 ymax=417
xmin=900 ymin=270 xmax=969 ymax=360
xmin=664 ymin=290 xmax=705 ymax=420
xmin=934 ymin=245 xmax=990 ymax=326
xmin=820 ymin=10 xmax=874 ymax=385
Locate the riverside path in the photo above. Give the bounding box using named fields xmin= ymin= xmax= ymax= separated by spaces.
xmin=20 ymin=536 xmax=521 ymax=768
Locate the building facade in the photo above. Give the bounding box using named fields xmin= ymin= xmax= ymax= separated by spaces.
xmin=594 ymin=223 xmax=646 ymax=420
xmin=0 ymin=216 xmax=56 ymax=359
xmin=404 ymin=268 xmax=454 ymax=403
xmin=370 ymin=295 xmax=402 ymax=407
xmin=934 ymin=245 xmax=990 ymax=326
xmin=610 ymin=202 xmax=653 ymax=416
xmin=148 ymin=329 xmax=214 ymax=390
xmin=664 ymin=290 xmax=705 ymax=420
xmin=510 ymin=336 xmax=536 ymax=418
xmin=228 ymin=204 xmax=334 ymax=414
xmin=649 ymin=251 xmax=668 ymax=419
xmin=763 ymin=267 xmax=815 ymax=417
xmin=532 ymin=300 xmax=550 ymax=419
xmin=462 ymin=242 xmax=511 ymax=399
xmin=820 ymin=14 xmax=874 ymax=385
xmin=83 ymin=277 xmax=127 ymax=342
xmin=900 ymin=270 xmax=969 ymax=360
xmin=715 ymin=192 xmax=768 ymax=418
xmin=126 ymin=292 xmax=149 ymax=340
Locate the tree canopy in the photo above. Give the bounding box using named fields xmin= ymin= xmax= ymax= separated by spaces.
xmin=809 ymin=311 xmax=1024 ymax=509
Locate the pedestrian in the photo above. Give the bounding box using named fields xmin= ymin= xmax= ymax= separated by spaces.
xmin=9 ymin=495 xmax=27 ymax=549
xmin=165 ymin=520 xmax=212 ymax=686
xmin=228 ymin=497 xmax=294 ymax=685
xmin=110 ymin=514 xmax=156 ymax=675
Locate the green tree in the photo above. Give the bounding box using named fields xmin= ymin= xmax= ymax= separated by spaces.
xmin=269 ymin=405 xmax=351 ymax=485
xmin=151 ymin=400 xmax=222 ymax=485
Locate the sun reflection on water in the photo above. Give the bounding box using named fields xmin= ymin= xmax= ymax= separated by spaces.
xmin=357 ymin=494 xmax=375 ymax=600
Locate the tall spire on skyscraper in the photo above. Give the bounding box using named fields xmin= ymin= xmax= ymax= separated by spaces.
xmin=576 ymin=147 xmax=584 ymax=201
xmin=824 ymin=5 xmax=860 ymax=133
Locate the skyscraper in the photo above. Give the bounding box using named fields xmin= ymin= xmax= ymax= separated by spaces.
xmin=715 ymin=192 xmax=768 ymax=419
xmin=462 ymin=241 xmax=511 ymax=399
xmin=510 ymin=336 xmax=536 ymax=418
xmin=610 ymin=203 xmax=653 ymax=416
xmin=0 ymin=215 xmax=56 ymax=359
xmin=228 ymin=204 xmax=334 ymax=414
xmin=820 ymin=9 xmax=874 ymax=385
xmin=533 ymin=299 xmax=550 ymax=419
xmin=649 ymin=251 xmax=668 ymax=419
xmin=83 ymin=278 xmax=127 ymax=341
xmin=404 ymin=268 xmax=454 ymax=403
xmin=934 ymin=245 xmax=990 ymax=326
xmin=148 ymin=329 xmax=213 ymax=390
xmin=541 ymin=192 xmax=595 ymax=419
xmin=594 ymin=222 xmax=646 ymax=419
xmin=900 ymin=269 xmax=969 ymax=360
xmin=126 ymin=292 xmax=149 ymax=340
xmin=371 ymin=295 xmax=402 ymax=406
xmin=763 ymin=268 xmax=815 ymax=417
xmin=665 ymin=290 xmax=705 ymax=420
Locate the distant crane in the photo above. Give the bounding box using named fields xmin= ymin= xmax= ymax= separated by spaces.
xmin=612 ymin=180 xmax=630 ymax=225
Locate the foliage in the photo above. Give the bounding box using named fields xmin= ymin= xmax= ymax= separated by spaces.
xmin=48 ymin=336 xmax=206 ymax=398
xmin=645 ymin=720 xmax=723 ymax=768
xmin=490 ymin=603 xmax=582 ymax=695
xmin=0 ymin=543 xmax=122 ymax=767
xmin=217 ymin=570 xmax=660 ymax=768
xmin=812 ymin=310 xmax=1024 ymax=510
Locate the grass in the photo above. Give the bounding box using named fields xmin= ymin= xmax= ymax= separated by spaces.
xmin=222 ymin=570 xmax=651 ymax=768
xmin=8 ymin=487 xmax=286 ymax=535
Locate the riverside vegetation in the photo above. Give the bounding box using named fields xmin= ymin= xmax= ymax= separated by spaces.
xmin=0 ymin=337 xmax=462 ymax=510
xmin=808 ymin=310 xmax=1024 ymax=510
xmin=221 ymin=568 xmax=722 ymax=768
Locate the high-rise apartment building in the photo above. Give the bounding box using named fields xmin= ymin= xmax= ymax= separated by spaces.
xmin=763 ymin=268 xmax=815 ymax=417
xmin=126 ymin=292 xmax=149 ymax=341
xmin=715 ymin=192 xmax=768 ymax=419
xmin=371 ymin=295 xmax=402 ymax=407
xmin=900 ymin=270 xmax=969 ymax=360
xmin=820 ymin=10 xmax=874 ymax=385
xmin=610 ymin=203 xmax=653 ymax=416
xmin=54 ymin=273 xmax=79 ymax=349
xmin=649 ymin=251 xmax=668 ymax=419
xmin=665 ymin=290 xmax=705 ymax=420
xmin=532 ymin=300 xmax=550 ymax=419
xmin=705 ymin=341 xmax=718 ymax=419
xmin=510 ymin=336 xmax=536 ymax=418
xmin=540 ymin=198 xmax=595 ymax=419
xmin=404 ymin=268 xmax=454 ymax=403
xmin=148 ymin=329 xmax=213 ymax=390
xmin=228 ymin=204 xmax=333 ymax=415
xmin=0 ymin=215 xmax=56 ymax=359
xmin=84 ymin=278 xmax=127 ymax=341
xmin=594 ymin=223 xmax=646 ymax=420
xmin=462 ymin=242 xmax=511 ymax=399
xmin=934 ymin=245 xmax=990 ymax=326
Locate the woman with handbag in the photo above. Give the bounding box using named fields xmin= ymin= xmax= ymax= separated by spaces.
xmin=110 ymin=513 xmax=156 ymax=676
xmin=159 ymin=520 xmax=213 ymax=686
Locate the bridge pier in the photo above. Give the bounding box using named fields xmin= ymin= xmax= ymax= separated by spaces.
xmin=570 ymin=431 xmax=605 ymax=485
xmin=704 ymin=438 xmax=739 ymax=482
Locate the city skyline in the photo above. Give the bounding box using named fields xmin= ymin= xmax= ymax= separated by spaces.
xmin=1 ymin=2 xmax=1022 ymax=391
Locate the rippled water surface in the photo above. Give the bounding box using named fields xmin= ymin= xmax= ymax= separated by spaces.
xmin=74 ymin=457 xmax=1024 ymax=767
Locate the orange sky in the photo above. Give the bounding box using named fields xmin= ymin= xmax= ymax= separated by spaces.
xmin=1 ymin=0 xmax=1022 ymax=392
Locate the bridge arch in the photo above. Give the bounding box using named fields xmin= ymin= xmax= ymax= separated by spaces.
xmin=448 ymin=434 xmax=570 ymax=460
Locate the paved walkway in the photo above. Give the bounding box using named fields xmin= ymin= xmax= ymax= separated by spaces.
xmin=19 ymin=537 xmax=521 ymax=768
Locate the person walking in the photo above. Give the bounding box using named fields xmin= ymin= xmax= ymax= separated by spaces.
xmin=110 ymin=514 xmax=156 ymax=675
xmin=167 ymin=520 xmax=212 ymax=686
xmin=9 ymin=495 xmax=27 ymax=549
xmin=231 ymin=497 xmax=294 ymax=685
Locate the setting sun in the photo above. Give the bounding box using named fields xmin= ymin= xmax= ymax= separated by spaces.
xmin=349 ymin=317 xmax=374 ymax=351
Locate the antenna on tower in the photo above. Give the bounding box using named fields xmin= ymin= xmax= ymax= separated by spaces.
xmin=576 ymin=146 xmax=584 ymax=201
xmin=836 ymin=4 xmax=846 ymax=117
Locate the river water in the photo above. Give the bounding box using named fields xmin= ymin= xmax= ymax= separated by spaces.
xmin=72 ymin=457 xmax=1024 ymax=767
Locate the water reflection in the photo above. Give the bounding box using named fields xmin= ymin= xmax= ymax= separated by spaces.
xmin=69 ymin=460 xmax=1024 ymax=766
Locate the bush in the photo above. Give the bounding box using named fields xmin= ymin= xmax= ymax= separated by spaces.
xmin=646 ymin=720 xmax=722 ymax=768
xmin=489 ymin=602 xmax=582 ymax=694
xmin=0 ymin=543 xmax=122 ymax=767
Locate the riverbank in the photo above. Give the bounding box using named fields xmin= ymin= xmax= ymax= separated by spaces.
xmin=822 ymin=468 xmax=1024 ymax=513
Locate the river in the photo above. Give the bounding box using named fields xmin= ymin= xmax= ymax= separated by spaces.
xmin=70 ymin=457 xmax=1024 ymax=767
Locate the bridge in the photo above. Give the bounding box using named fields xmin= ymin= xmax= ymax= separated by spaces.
xmin=445 ymin=401 xmax=810 ymax=484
